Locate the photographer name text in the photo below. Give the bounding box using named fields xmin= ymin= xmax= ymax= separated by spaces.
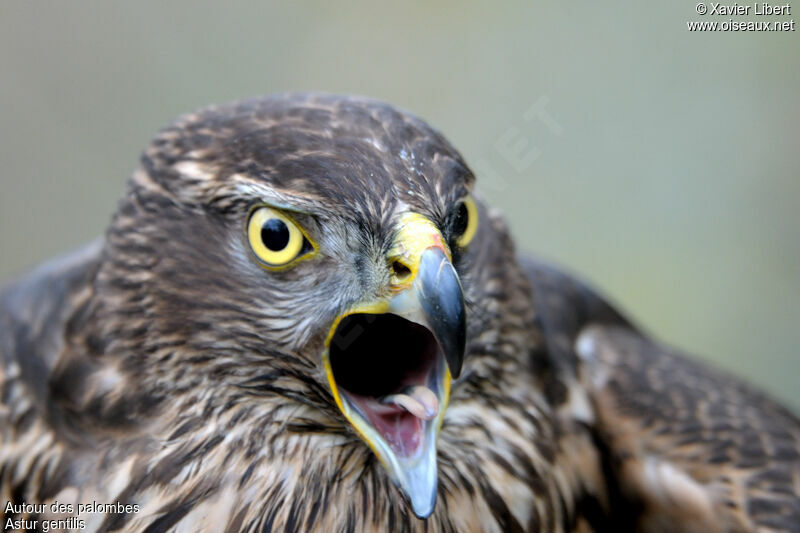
xmin=701 ymin=2 xmax=791 ymax=15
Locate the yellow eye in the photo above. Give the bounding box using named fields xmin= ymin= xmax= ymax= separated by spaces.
xmin=247 ymin=207 xmax=308 ymax=267
xmin=453 ymin=196 xmax=478 ymax=247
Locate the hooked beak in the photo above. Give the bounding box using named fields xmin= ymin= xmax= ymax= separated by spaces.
xmin=322 ymin=213 xmax=466 ymax=518
xmin=389 ymin=246 xmax=466 ymax=379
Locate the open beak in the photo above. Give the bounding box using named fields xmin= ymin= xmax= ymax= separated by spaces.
xmin=322 ymin=213 xmax=466 ymax=518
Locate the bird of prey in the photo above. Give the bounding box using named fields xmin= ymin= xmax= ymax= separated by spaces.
xmin=1 ymin=93 xmax=799 ymax=532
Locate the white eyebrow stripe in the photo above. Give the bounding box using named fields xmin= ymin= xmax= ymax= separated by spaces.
xmin=227 ymin=173 xmax=332 ymax=216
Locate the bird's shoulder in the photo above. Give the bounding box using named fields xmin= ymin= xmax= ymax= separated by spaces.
xmin=516 ymin=253 xmax=630 ymax=407
xmin=1 ymin=239 xmax=102 ymax=377
xmin=519 ymin=253 xmax=800 ymax=532
xmin=1 ymin=241 xmax=103 ymax=501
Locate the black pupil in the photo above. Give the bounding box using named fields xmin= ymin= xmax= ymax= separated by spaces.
xmin=261 ymin=218 xmax=290 ymax=251
xmin=453 ymin=203 xmax=469 ymax=236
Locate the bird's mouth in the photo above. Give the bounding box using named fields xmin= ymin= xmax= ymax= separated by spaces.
xmin=328 ymin=313 xmax=449 ymax=458
xmin=321 ymin=213 xmax=466 ymax=519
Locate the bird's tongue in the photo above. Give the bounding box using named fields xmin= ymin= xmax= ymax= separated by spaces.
xmin=351 ymin=385 xmax=440 ymax=457
xmin=381 ymin=385 xmax=439 ymax=420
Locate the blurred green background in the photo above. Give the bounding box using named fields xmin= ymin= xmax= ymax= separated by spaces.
xmin=1 ymin=2 xmax=798 ymax=409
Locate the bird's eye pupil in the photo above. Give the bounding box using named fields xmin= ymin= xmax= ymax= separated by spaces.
xmin=261 ymin=218 xmax=290 ymax=251
xmin=453 ymin=202 xmax=469 ymax=236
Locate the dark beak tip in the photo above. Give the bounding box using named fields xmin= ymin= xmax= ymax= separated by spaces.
xmin=445 ymin=335 xmax=465 ymax=379
xmin=417 ymin=247 xmax=467 ymax=382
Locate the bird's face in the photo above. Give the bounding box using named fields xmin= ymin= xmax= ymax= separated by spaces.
xmin=321 ymin=207 xmax=474 ymax=518
xmin=106 ymin=94 xmax=506 ymax=519
xmin=237 ymin=192 xmax=477 ymax=518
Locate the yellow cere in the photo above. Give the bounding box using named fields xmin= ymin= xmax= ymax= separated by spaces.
xmin=455 ymin=196 xmax=479 ymax=248
xmin=388 ymin=212 xmax=452 ymax=287
xmin=247 ymin=206 xmax=308 ymax=268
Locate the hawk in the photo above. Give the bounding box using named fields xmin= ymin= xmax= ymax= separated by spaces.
xmin=1 ymin=93 xmax=798 ymax=532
